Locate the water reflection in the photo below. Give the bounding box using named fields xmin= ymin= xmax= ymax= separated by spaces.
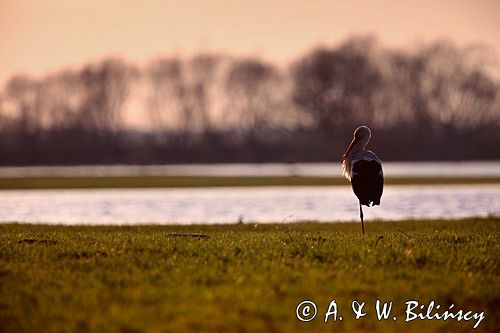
xmin=1 ymin=185 xmax=498 ymax=224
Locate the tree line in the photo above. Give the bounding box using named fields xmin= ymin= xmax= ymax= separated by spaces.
xmin=0 ymin=36 xmax=499 ymax=165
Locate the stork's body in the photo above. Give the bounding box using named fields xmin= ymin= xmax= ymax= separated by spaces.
xmin=342 ymin=126 xmax=383 ymax=235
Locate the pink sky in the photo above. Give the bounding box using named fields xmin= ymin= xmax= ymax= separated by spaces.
xmin=1 ymin=0 xmax=500 ymax=86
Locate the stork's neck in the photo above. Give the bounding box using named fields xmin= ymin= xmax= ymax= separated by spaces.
xmin=349 ymin=136 xmax=370 ymax=156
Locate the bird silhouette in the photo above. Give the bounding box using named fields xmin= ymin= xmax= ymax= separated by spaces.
xmin=342 ymin=126 xmax=383 ymax=235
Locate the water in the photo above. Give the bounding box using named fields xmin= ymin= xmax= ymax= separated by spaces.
xmin=1 ymin=161 xmax=500 ymax=178
xmin=1 ymin=185 xmax=498 ymax=225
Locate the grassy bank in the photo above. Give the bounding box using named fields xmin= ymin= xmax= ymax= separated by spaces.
xmin=0 ymin=218 xmax=498 ymax=332
xmin=0 ymin=175 xmax=499 ymax=189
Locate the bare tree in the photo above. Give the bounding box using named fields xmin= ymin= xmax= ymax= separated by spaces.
xmin=188 ymin=54 xmax=221 ymax=133
xmin=77 ymin=59 xmax=131 ymax=134
xmin=414 ymin=41 xmax=498 ymax=133
xmin=225 ymin=59 xmax=281 ymax=135
xmin=146 ymin=58 xmax=184 ymax=133
xmin=4 ymin=76 xmax=41 ymax=138
xmin=291 ymin=36 xmax=381 ymax=133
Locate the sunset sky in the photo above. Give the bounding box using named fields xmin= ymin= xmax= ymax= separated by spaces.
xmin=1 ymin=0 xmax=500 ymax=87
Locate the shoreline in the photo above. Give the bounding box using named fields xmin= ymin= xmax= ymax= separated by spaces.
xmin=1 ymin=175 xmax=499 ymax=189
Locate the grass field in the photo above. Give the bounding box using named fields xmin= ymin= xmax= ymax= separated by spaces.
xmin=0 ymin=175 xmax=499 ymax=189
xmin=0 ymin=218 xmax=498 ymax=332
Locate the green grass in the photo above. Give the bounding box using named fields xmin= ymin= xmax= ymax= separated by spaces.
xmin=0 ymin=218 xmax=498 ymax=332
xmin=0 ymin=175 xmax=499 ymax=189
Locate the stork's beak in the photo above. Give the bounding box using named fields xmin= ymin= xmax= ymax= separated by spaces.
xmin=342 ymin=136 xmax=361 ymax=162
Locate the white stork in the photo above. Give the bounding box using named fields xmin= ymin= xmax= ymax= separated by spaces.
xmin=341 ymin=126 xmax=383 ymax=235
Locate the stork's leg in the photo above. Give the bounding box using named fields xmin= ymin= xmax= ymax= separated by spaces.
xmin=359 ymin=202 xmax=365 ymax=236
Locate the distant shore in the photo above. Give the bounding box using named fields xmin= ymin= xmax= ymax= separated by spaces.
xmin=0 ymin=175 xmax=499 ymax=189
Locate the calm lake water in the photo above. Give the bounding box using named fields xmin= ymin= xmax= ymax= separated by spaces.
xmin=1 ymin=161 xmax=500 ymax=178
xmin=1 ymin=185 xmax=498 ymax=225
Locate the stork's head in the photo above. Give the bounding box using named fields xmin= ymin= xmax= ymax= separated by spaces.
xmin=342 ymin=126 xmax=372 ymax=162
xmin=353 ymin=126 xmax=371 ymax=146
